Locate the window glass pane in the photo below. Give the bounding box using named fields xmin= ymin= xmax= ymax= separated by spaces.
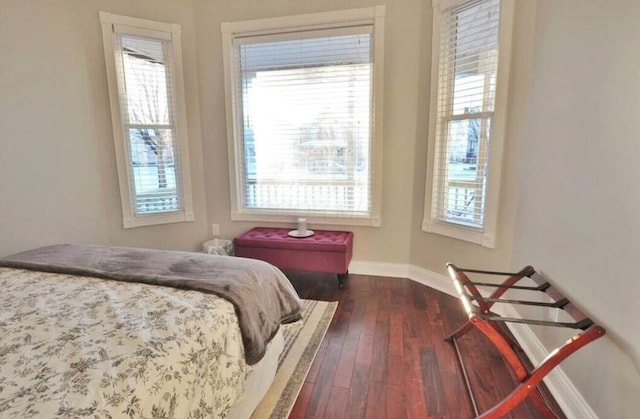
xmin=120 ymin=35 xmax=172 ymax=125
xmin=102 ymin=14 xmax=194 ymax=228
xmin=442 ymin=117 xmax=490 ymax=224
xmin=238 ymin=34 xmax=372 ymax=213
xmin=118 ymin=34 xmax=182 ymax=216
xmin=129 ymin=128 xmax=179 ymax=214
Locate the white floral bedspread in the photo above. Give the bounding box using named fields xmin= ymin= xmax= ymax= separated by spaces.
xmin=0 ymin=267 xmax=254 ymax=418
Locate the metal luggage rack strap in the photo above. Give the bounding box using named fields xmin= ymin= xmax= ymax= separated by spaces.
xmin=444 ymin=263 xmax=606 ymax=419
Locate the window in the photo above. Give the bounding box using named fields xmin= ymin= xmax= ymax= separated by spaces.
xmin=100 ymin=12 xmax=194 ymax=228
xmin=423 ymin=0 xmax=514 ymax=247
xmin=222 ymin=7 xmax=385 ymax=226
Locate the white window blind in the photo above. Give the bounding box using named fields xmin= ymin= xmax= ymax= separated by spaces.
xmin=101 ymin=12 xmax=194 ymax=228
xmin=233 ymin=30 xmax=373 ymax=216
xmin=222 ymin=7 xmax=385 ymax=226
xmin=432 ymin=0 xmax=501 ymax=229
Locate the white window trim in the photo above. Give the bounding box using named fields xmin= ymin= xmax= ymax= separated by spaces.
xmin=422 ymin=0 xmax=514 ymax=248
xmin=221 ymin=6 xmax=385 ymax=228
xmin=100 ymin=12 xmax=194 ymax=229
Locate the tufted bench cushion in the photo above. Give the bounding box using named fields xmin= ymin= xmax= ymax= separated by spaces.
xmin=234 ymin=227 xmax=353 ymax=287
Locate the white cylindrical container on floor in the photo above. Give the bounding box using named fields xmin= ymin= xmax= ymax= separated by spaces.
xmin=202 ymin=239 xmax=234 ymax=255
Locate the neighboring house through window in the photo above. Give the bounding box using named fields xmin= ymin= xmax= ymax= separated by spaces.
xmin=222 ymin=7 xmax=385 ymax=226
xmin=100 ymin=12 xmax=194 ymax=228
xmin=423 ymin=0 xmax=514 ymax=247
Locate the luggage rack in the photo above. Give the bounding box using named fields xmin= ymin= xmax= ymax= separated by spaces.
xmin=445 ymin=264 xmax=606 ymax=418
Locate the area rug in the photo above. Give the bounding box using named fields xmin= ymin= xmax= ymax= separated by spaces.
xmin=251 ymin=299 xmax=338 ymax=419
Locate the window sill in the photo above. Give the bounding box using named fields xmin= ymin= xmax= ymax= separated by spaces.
xmin=232 ymin=210 xmax=381 ymax=227
xmin=124 ymin=210 xmax=195 ymax=229
xmin=421 ymin=218 xmax=495 ymax=248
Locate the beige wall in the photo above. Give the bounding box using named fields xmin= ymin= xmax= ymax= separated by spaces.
xmin=0 ymin=0 xmax=209 ymax=257
xmin=510 ymin=0 xmax=640 ymax=417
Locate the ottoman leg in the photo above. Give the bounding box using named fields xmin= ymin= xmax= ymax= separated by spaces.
xmin=337 ymin=271 xmax=349 ymax=289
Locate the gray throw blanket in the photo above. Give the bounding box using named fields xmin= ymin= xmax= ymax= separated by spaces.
xmin=0 ymin=244 xmax=302 ymax=365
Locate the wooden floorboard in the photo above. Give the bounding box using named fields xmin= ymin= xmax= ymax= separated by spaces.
xmin=286 ymin=272 xmax=566 ymax=419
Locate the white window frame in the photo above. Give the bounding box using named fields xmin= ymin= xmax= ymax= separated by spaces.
xmin=422 ymin=0 xmax=514 ymax=247
xmin=221 ymin=6 xmax=385 ymax=227
xmin=100 ymin=12 xmax=194 ymax=229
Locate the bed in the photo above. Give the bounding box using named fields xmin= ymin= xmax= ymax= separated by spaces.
xmin=0 ymin=244 xmax=302 ymax=418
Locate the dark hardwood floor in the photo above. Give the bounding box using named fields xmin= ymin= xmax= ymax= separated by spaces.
xmin=286 ymin=272 xmax=564 ymax=419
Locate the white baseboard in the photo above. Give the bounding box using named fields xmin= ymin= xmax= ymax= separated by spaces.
xmin=348 ymin=260 xmax=411 ymax=279
xmin=349 ymin=260 xmax=598 ymax=419
xmin=407 ymin=264 xmax=458 ymax=296
xmin=348 ymin=261 xmax=455 ymax=296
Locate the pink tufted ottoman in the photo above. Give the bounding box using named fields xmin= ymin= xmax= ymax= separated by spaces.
xmin=234 ymin=227 xmax=353 ymax=288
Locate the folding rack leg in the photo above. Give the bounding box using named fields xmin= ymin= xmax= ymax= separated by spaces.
xmin=472 ymin=314 xmax=557 ymax=419
xmin=471 ymin=315 xmax=528 ymax=381
xmin=446 ymin=313 xmax=530 ymax=418
xmin=478 ymin=325 xmax=605 ymax=419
